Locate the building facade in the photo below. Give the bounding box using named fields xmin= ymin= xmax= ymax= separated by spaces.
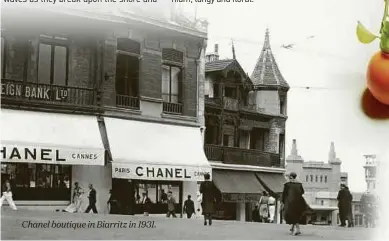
xmin=286 ymin=139 xmax=365 ymax=226
xmin=203 ymin=29 xmax=289 ymax=222
xmin=1 ymin=4 xmax=211 ymax=215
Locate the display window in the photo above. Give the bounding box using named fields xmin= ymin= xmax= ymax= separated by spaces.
xmin=1 ymin=163 xmax=71 ymax=201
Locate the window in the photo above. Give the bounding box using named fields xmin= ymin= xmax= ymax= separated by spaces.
xmin=1 ymin=36 xmax=5 ymax=78
xmin=280 ymin=95 xmax=286 ymax=115
xmin=321 ymin=200 xmax=324 ymax=205
xmin=38 ymin=42 xmax=68 ymax=85
xmin=115 ymin=54 xmax=139 ymax=97
xmin=1 ymin=163 xmax=71 ymax=200
xmin=306 ymin=175 xmax=309 ymax=182
xmin=310 ymin=175 xmax=313 ymax=182
xmin=213 ymin=83 xmax=220 ymax=98
xmin=320 ymin=175 xmax=323 ymax=182
xmin=250 ymin=128 xmax=268 ymax=151
xmin=115 ymin=38 xmax=140 ymax=98
xmin=224 ymin=86 xmax=236 ymax=98
xmin=162 ymin=65 xmax=182 ymax=103
xmin=324 ymin=176 xmax=328 ymax=183
xmin=279 ymin=134 xmax=285 ymax=159
xmin=315 ymin=175 xmax=318 ymax=182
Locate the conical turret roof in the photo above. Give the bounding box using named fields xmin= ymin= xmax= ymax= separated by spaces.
xmin=251 ymin=29 xmax=289 ymax=89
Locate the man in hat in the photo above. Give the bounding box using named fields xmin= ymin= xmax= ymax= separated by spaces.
xmin=337 ymin=184 xmax=352 ymax=227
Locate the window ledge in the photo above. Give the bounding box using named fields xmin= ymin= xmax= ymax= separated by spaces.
xmin=161 ymin=113 xmax=198 ymax=123
xmin=103 ymin=106 xmax=142 ymax=116
xmin=139 ymin=96 xmax=163 ymax=103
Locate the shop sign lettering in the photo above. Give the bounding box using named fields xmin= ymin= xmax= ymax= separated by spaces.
xmin=222 ymin=193 xmax=261 ymax=203
xmin=1 ymin=82 xmax=68 ymax=101
xmin=113 ymin=163 xmax=212 ymax=181
xmin=0 ymin=145 xmax=104 ymax=166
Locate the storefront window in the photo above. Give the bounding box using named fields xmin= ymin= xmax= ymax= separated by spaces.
xmin=1 ymin=163 xmax=71 ymax=201
xmin=131 ymin=180 xmax=182 ymax=214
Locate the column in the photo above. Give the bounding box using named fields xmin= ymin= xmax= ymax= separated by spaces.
xmin=236 ymin=202 xmax=246 ymax=221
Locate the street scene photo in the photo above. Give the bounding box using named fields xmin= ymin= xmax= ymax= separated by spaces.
xmin=1 ymin=0 xmax=387 ymax=240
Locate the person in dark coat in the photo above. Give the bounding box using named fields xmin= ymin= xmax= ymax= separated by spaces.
xmin=345 ymin=186 xmax=354 ymax=227
xmin=183 ymin=195 xmax=195 ymax=219
xmin=85 ymin=184 xmax=98 ymax=213
xmin=107 ymin=189 xmax=120 ymax=214
xmin=337 ymin=184 xmax=352 ymax=227
xmin=199 ymin=173 xmax=215 ymax=226
xmin=141 ymin=192 xmax=152 ymax=216
xmin=282 ymin=172 xmax=307 ymax=236
xmin=252 ymin=205 xmax=260 ymax=222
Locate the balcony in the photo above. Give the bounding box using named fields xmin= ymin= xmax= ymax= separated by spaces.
xmin=116 ymin=94 xmax=140 ymax=110
xmin=240 ymin=103 xmax=265 ymax=113
xmin=1 ymin=79 xmax=98 ymax=110
xmin=204 ymin=96 xmax=221 ymax=106
xmin=163 ymin=102 xmax=183 ymax=115
xmin=223 ymin=97 xmax=239 ymax=111
xmin=204 ymin=144 xmax=281 ymax=168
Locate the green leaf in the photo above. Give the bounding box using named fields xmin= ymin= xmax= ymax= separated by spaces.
xmin=356 ymin=21 xmax=379 ymax=44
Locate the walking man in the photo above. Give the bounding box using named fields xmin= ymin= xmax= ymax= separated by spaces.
xmin=0 ymin=180 xmax=17 ymax=210
xmin=337 ymin=184 xmax=351 ymax=227
xmin=183 ymin=195 xmax=195 ymax=219
xmin=166 ymin=191 xmax=177 ymax=218
xmin=85 ymin=184 xmax=98 ymax=213
xmin=200 ymin=173 xmax=216 ymax=226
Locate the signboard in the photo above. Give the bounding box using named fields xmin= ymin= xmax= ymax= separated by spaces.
xmin=112 ymin=163 xmax=212 ymax=182
xmin=0 ymin=144 xmax=105 ymax=166
xmin=1 ymin=82 xmax=68 ymax=101
xmin=221 ymin=193 xmax=261 ymax=203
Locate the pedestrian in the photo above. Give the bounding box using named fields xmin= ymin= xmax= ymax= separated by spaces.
xmin=337 ymin=184 xmax=351 ymax=227
xmin=199 ymin=173 xmax=216 ymax=226
xmin=0 ymin=180 xmax=17 ymax=210
xmin=107 ymin=189 xmax=120 ymax=214
xmin=252 ymin=205 xmax=260 ymax=222
xmin=345 ymin=186 xmax=354 ymax=227
xmin=141 ymin=192 xmax=152 ymax=216
xmin=166 ymin=191 xmax=177 ymax=218
xmin=183 ymin=195 xmax=195 ymax=219
xmin=84 ymin=184 xmax=98 ymax=214
xmin=160 ymin=189 xmax=168 ymax=203
xmin=268 ymin=195 xmax=276 ymax=223
xmin=282 ymin=172 xmax=307 ymax=236
xmin=259 ymin=191 xmax=270 ymax=223
xmin=64 ymin=182 xmax=84 ymax=213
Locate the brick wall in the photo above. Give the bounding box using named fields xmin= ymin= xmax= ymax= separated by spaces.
xmin=140 ymin=51 xmax=162 ymax=99
xmin=184 ymin=59 xmax=197 ymax=116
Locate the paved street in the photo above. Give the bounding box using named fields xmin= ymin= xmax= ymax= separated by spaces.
xmin=1 ymin=209 xmax=374 ymax=240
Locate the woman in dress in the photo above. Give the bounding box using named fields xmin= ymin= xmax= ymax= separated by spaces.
xmin=199 ymin=173 xmax=216 ymax=226
xmin=282 ymin=172 xmax=306 ymax=236
xmin=64 ymin=182 xmax=84 ymax=213
xmin=259 ymin=191 xmax=270 ymax=223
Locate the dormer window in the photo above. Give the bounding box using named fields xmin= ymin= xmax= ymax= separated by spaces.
xmin=224 ymin=86 xmax=236 ymax=99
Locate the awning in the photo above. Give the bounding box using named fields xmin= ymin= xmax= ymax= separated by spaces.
xmin=0 ymin=109 xmax=105 ymax=165
xmin=255 ymin=172 xmax=287 ymax=196
xmin=212 ymin=169 xmax=265 ymax=203
xmin=104 ymin=117 xmax=211 ymax=182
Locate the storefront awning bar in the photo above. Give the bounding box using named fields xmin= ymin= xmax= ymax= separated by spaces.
xmin=255 ymin=172 xmax=287 ymax=198
xmin=104 ymin=117 xmax=211 ymax=182
xmin=0 ymin=109 xmax=105 ymax=166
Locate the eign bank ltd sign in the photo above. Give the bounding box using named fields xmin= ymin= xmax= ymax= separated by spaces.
xmin=1 ymin=82 xmax=68 ymax=101
xmin=112 ymin=163 xmax=211 ymax=181
xmin=1 ymin=145 xmax=105 ymax=166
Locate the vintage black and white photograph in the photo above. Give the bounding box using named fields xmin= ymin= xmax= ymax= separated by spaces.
xmin=1 ymin=0 xmax=388 ymax=240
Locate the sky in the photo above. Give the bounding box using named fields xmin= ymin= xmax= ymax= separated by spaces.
xmin=180 ymin=0 xmax=388 ymax=192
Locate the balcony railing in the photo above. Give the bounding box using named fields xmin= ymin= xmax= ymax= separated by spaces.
xmin=1 ymin=79 xmax=97 ymax=109
xmin=163 ymin=102 xmax=183 ymax=115
xmin=204 ymin=144 xmax=281 ymax=168
xmin=116 ymin=94 xmax=140 ymax=110
xmin=240 ymin=103 xmax=266 ymax=113
xmin=205 ymin=96 xmax=221 ymax=106
xmin=223 ymin=97 xmax=239 ymax=111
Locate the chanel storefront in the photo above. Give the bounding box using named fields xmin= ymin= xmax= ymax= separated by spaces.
xmin=0 ymin=109 xmax=110 ymax=211
xmin=104 ymin=117 xmax=212 ymax=215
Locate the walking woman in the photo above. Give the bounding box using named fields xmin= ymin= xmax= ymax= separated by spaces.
xmin=259 ymin=191 xmax=270 ymax=223
xmin=282 ymin=172 xmax=306 ymax=236
xmin=199 ymin=173 xmax=215 ymax=226
xmin=0 ymin=180 xmax=17 ymax=210
xmin=64 ymin=182 xmax=84 ymax=213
